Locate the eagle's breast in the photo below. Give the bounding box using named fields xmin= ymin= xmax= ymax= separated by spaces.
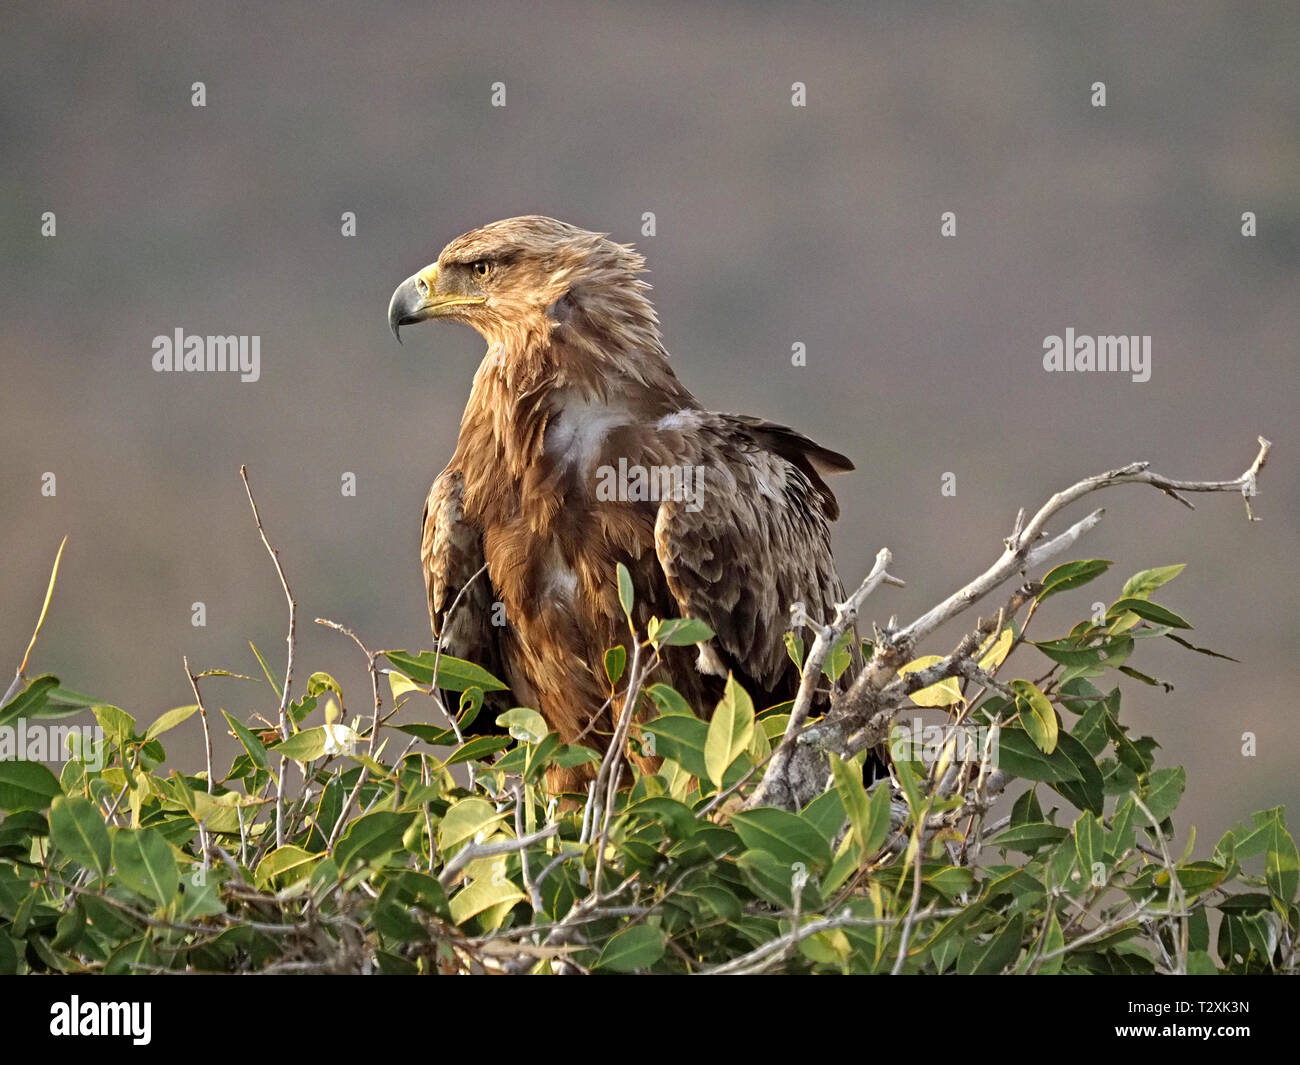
xmin=542 ymin=394 xmax=634 ymax=485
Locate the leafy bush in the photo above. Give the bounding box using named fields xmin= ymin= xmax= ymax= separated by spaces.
xmin=1 ymin=552 xmax=1295 ymax=975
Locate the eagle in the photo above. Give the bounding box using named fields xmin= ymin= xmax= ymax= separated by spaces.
xmin=388 ymin=217 xmax=856 ymax=794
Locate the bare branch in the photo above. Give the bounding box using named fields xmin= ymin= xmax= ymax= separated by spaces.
xmin=426 ymin=560 xmax=489 ymax=745
xmin=894 ymin=437 xmax=1269 ymax=651
xmin=700 ymin=905 xmax=965 ymax=975
xmin=438 ymin=824 xmax=561 ymax=889
xmin=4 ymin=535 xmax=69 ymax=707
xmin=241 ymin=465 xmax=296 ymax=848
xmin=182 ymin=656 xmax=216 ymax=796
xmin=747 ymin=548 xmax=899 ymax=809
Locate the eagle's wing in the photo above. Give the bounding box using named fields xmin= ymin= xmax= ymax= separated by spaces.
xmin=652 ymin=413 xmax=853 ymax=692
xmin=421 ymin=466 xmax=510 ymax=691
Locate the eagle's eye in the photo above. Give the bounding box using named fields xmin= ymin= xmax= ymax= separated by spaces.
xmin=472 ymin=260 xmax=492 ymax=278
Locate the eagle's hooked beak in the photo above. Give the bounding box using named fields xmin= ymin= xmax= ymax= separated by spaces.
xmin=388 ymin=264 xmax=486 ymax=343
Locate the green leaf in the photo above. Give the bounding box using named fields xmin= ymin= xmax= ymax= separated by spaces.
xmin=439 ymin=797 xmax=508 ymax=851
xmin=644 ymin=684 xmax=695 ymax=717
xmin=705 ymin=674 xmax=755 ymax=787
xmin=1010 ymin=679 xmax=1058 ymax=755
xmin=271 ymin=726 xmax=329 ymax=763
xmin=784 ymin=632 xmax=805 ymax=671
xmin=892 ymin=754 xmax=925 ymax=817
xmin=604 ymin=646 xmax=626 ymax=687
xmin=1187 ymin=906 xmax=1211 ymax=952
xmin=996 ymin=729 xmax=1104 ymax=814
xmin=924 ymin=864 xmax=976 ymax=898
xmin=248 ymin=641 xmax=282 ymax=698
xmin=628 ymin=797 xmax=698 ymax=841
xmin=459 ymin=687 xmax=483 ymax=733
xmin=0 ymin=674 xmax=60 ymax=728
xmin=691 ymin=884 xmax=742 ymax=923
xmin=957 ymin=914 xmax=1024 ymax=974
xmin=335 ymin=812 xmax=414 ymax=869
xmin=54 ymin=905 xmax=86 ymax=951
xmin=112 ymin=827 xmax=180 ymax=905
xmin=1215 ymin=893 xmax=1274 ymax=915
xmin=736 ymin=849 xmax=824 ymax=910
xmin=989 ymin=822 xmax=1069 ymax=853
xmin=1169 ymin=861 xmax=1227 ymax=898
xmin=448 ymin=875 xmax=526 ymax=926
xmin=1058 ymin=677 xmax=1108 ymax=716
xmin=254 ymin=845 xmax=319 ymax=888
xmin=731 ymin=808 xmax=832 ymax=871
xmin=222 ymin=710 xmax=271 ymax=773
xmin=616 ymin=563 xmax=634 ymax=623
xmin=1222 ymin=811 xmax=1277 ymax=861
xmin=394 ymin=722 xmax=457 ymax=746
xmin=1049 ymin=733 xmax=1107 ymax=816
xmin=1037 ymin=559 xmax=1111 ymax=601
xmin=1266 ymin=818 xmax=1299 ymax=903
xmin=1072 ymin=701 xmax=1109 ymax=757
xmin=388 ymin=670 xmax=425 ymax=706
xmin=1107 ymin=799 xmax=1137 ymax=859
xmin=1107 ymin=598 xmax=1192 ymax=630
xmin=594 ymin=924 xmax=665 ymax=972
xmin=288 ymin=693 xmax=317 ymax=726
xmin=306 ymin=671 xmax=343 ymax=699
xmin=172 ymin=875 xmax=226 ymax=923
xmin=496 ymin=707 xmax=548 ymax=745
xmin=652 ymin=618 xmax=715 ymax=647
xmin=0 ymin=933 xmax=18 ymax=975
xmin=1032 ymin=639 xmax=1104 ymax=670
xmin=444 ymin=735 xmax=511 ymax=766
xmin=1134 ymin=767 xmax=1186 ymax=825
xmin=1217 ymin=913 xmax=1267 ymax=966
xmin=1010 ymin=787 xmax=1043 ymax=827
xmin=995 ymin=728 xmax=1080 ymax=783
xmin=823 ymin=630 xmax=855 ymax=684
xmin=644 ymin=715 xmax=709 ymax=778
xmin=1035 ymin=912 xmax=1065 ymax=975
xmin=552 ymin=744 xmax=600 ymax=771
xmin=802 ymin=788 xmax=847 ymax=844
xmin=830 ymin=753 xmax=872 ymax=853
xmin=143 ymin=704 xmax=200 ymax=743
xmin=1121 ymin=564 xmax=1185 ymax=600
xmin=92 ymin=704 xmax=137 ymax=748
xmin=0 ymin=760 xmax=62 ymax=811
xmin=382 ymin=650 xmax=508 ymax=693
xmin=1074 ymin=812 xmax=1106 ymax=880
xmin=864 ymin=783 xmax=893 ymax=853
xmin=49 ymin=796 xmax=111 ymax=880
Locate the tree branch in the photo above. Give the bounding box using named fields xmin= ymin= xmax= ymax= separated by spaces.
xmin=752 ymin=437 xmax=1272 ymax=810
xmin=241 ymin=466 xmax=297 ymax=848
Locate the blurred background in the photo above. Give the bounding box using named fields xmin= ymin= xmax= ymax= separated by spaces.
xmin=1 ymin=1 xmax=1296 ymax=839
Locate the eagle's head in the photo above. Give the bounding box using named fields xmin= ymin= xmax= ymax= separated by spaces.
xmin=388 ymin=216 xmax=657 ymax=356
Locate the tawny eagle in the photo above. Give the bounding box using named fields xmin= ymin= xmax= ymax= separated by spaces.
xmin=388 ymin=217 xmax=855 ymax=793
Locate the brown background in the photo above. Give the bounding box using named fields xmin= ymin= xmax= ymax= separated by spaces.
xmin=2 ymin=1 xmax=1296 ymax=838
